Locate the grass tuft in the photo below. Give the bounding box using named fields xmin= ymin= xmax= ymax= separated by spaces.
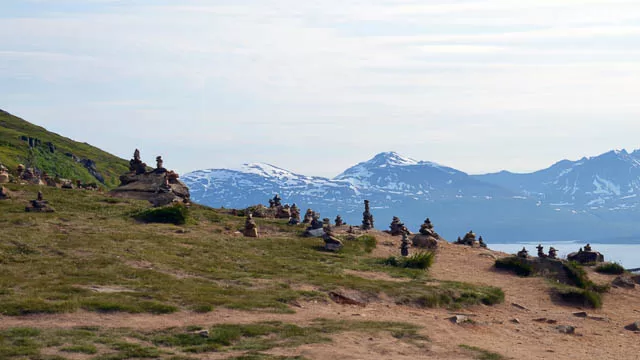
xmin=494 ymin=256 xmax=533 ymax=277
xmin=595 ymin=262 xmax=626 ymax=275
xmin=553 ymin=285 xmax=602 ymax=309
xmin=383 ymin=252 xmax=435 ymax=270
xmin=459 ymin=344 xmax=505 ymax=360
xmin=134 ymin=203 xmax=189 ymax=225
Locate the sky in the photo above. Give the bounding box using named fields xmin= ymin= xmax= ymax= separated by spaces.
xmin=2 ymin=0 xmax=640 ymax=177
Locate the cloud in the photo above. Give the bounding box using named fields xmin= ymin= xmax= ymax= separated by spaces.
xmin=1 ymin=0 xmax=640 ymax=176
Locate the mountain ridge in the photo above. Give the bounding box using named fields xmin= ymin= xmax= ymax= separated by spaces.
xmin=184 ymin=149 xmax=640 ymax=243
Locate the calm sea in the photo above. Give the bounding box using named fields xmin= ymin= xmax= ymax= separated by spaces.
xmin=490 ymin=242 xmax=640 ymax=269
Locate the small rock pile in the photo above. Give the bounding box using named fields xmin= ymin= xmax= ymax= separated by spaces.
xmin=412 ymin=218 xmax=440 ymax=250
xmin=388 ymin=216 xmax=408 ymax=236
xmin=243 ymin=213 xmax=258 ymax=238
xmin=25 ymin=191 xmax=55 ymax=213
xmin=361 ymin=200 xmax=374 ymax=230
xmin=110 ymin=149 xmax=190 ymax=207
xmin=567 ymin=244 xmax=604 ymax=264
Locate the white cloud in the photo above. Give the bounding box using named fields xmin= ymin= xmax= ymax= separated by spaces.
xmin=1 ymin=0 xmax=640 ymax=176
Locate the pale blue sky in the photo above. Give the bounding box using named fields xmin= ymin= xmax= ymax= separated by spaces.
xmin=2 ymin=0 xmax=640 ymax=177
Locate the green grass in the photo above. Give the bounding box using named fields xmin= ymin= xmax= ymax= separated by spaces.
xmin=553 ymin=285 xmax=603 ymax=309
xmin=0 ymin=185 xmax=503 ymax=316
xmin=562 ymin=261 xmax=609 ymax=293
xmin=0 ymin=109 xmax=129 ymax=188
xmin=134 ymin=203 xmax=190 ymax=225
xmin=595 ymin=262 xmax=626 ymax=275
xmin=383 ymin=251 xmax=436 ymax=270
xmin=459 ymin=344 xmax=506 ymax=360
xmin=495 ymin=256 xmax=533 ymax=277
xmin=0 ymin=320 xmax=424 ymax=359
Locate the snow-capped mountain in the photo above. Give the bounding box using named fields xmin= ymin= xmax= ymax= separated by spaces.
xmin=184 ymin=163 xmax=359 ymax=211
xmin=475 ymin=149 xmax=640 ymax=211
xmin=183 ymin=151 xmax=640 ymax=243
xmin=335 ymin=152 xmax=512 ymax=199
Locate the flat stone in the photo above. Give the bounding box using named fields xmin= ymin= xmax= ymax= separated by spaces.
xmin=573 ymin=312 xmax=588 ymax=318
xmin=625 ymin=322 xmax=640 ymax=332
xmin=512 ymin=303 xmax=529 ymax=311
xmin=556 ymin=325 xmax=576 ymax=334
xmin=449 ymin=315 xmax=470 ymax=324
xmin=328 ymin=291 xmax=367 ymax=307
xmin=305 ymin=228 xmax=325 ymax=237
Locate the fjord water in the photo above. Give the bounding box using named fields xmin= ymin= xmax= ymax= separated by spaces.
xmin=490 ymin=242 xmax=640 ymax=269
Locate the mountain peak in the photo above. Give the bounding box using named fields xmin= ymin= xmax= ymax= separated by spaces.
xmin=239 ymin=163 xmax=297 ymax=179
xmin=368 ymin=151 xmax=420 ymax=167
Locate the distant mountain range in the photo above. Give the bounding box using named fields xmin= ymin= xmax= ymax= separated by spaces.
xmin=183 ymin=150 xmax=640 ymax=244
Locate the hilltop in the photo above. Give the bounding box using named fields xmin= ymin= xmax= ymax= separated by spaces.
xmin=0 ymin=184 xmax=639 ymax=359
xmin=0 ymin=110 xmax=128 ymax=188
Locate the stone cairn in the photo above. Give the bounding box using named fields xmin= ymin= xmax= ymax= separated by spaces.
xmin=548 ymin=247 xmax=558 ymax=259
xmin=567 ymin=244 xmax=604 ymax=264
xmin=478 ymin=236 xmax=487 ymax=248
xmin=25 ymin=191 xmax=55 ymax=213
xmin=303 ymin=209 xmax=314 ymax=224
xmin=276 ymin=204 xmax=291 ymax=219
xmin=322 ymin=218 xmax=331 ymax=227
xmin=155 ymin=156 xmax=165 ymax=172
xmin=0 ymin=163 xmax=9 ymax=184
xmin=310 ymin=213 xmax=323 ymax=230
xmin=288 ymin=204 xmax=301 ymax=225
xmin=517 ymin=247 xmax=529 ymax=258
xmin=401 ymin=232 xmax=411 ymax=257
xmin=419 ymin=218 xmax=439 ymax=238
xmin=361 ymin=200 xmax=374 ymax=230
xmin=455 ymin=230 xmax=479 ymax=247
xmin=323 ymin=224 xmax=343 ymax=252
xmin=412 ymin=218 xmax=439 ymax=249
xmin=537 ymin=244 xmax=546 ymax=258
xmin=335 ymin=215 xmax=344 ymax=227
xmin=243 ymin=213 xmax=259 ymax=238
xmin=389 ymin=216 xmax=408 ymax=236
xmin=269 ymin=194 xmax=282 ymax=209
xmin=130 ymin=149 xmax=147 ymax=174
xmin=0 ymin=186 xmax=9 ymax=200
xmin=111 ymin=149 xmax=190 ymax=206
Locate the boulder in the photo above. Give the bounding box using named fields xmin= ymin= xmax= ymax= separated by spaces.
xmin=323 ymin=233 xmax=343 ymax=252
xmin=612 ymin=275 xmax=636 ymax=289
xmin=111 ymin=169 xmax=190 ymax=206
xmin=412 ymin=234 xmax=438 ymax=250
xmin=305 ymin=228 xmax=325 ymax=238
xmin=567 ymin=251 xmax=604 ymax=264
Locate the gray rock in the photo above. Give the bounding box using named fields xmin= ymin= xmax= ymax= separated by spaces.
xmin=449 ymin=315 xmax=469 ymax=324
xmin=625 ymin=322 xmax=640 ymax=332
xmin=573 ymin=312 xmax=588 ymax=318
xmin=305 ymin=228 xmax=325 ymax=237
xmin=612 ymin=275 xmax=636 ymax=289
xmin=556 ymin=325 xmax=576 ymax=334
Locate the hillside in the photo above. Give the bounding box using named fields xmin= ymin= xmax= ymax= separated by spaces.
xmin=1 ymin=184 xmax=639 ymax=359
xmin=0 ymin=109 xmax=129 ymax=188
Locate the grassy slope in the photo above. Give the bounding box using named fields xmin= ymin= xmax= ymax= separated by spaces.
xmin=0 ymin=109 xmax=129 ymax=188
xmin=0 ymin=185 xmax=504 ymax=358
xmin=0 ymin=185 xmax=503 ymax=316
